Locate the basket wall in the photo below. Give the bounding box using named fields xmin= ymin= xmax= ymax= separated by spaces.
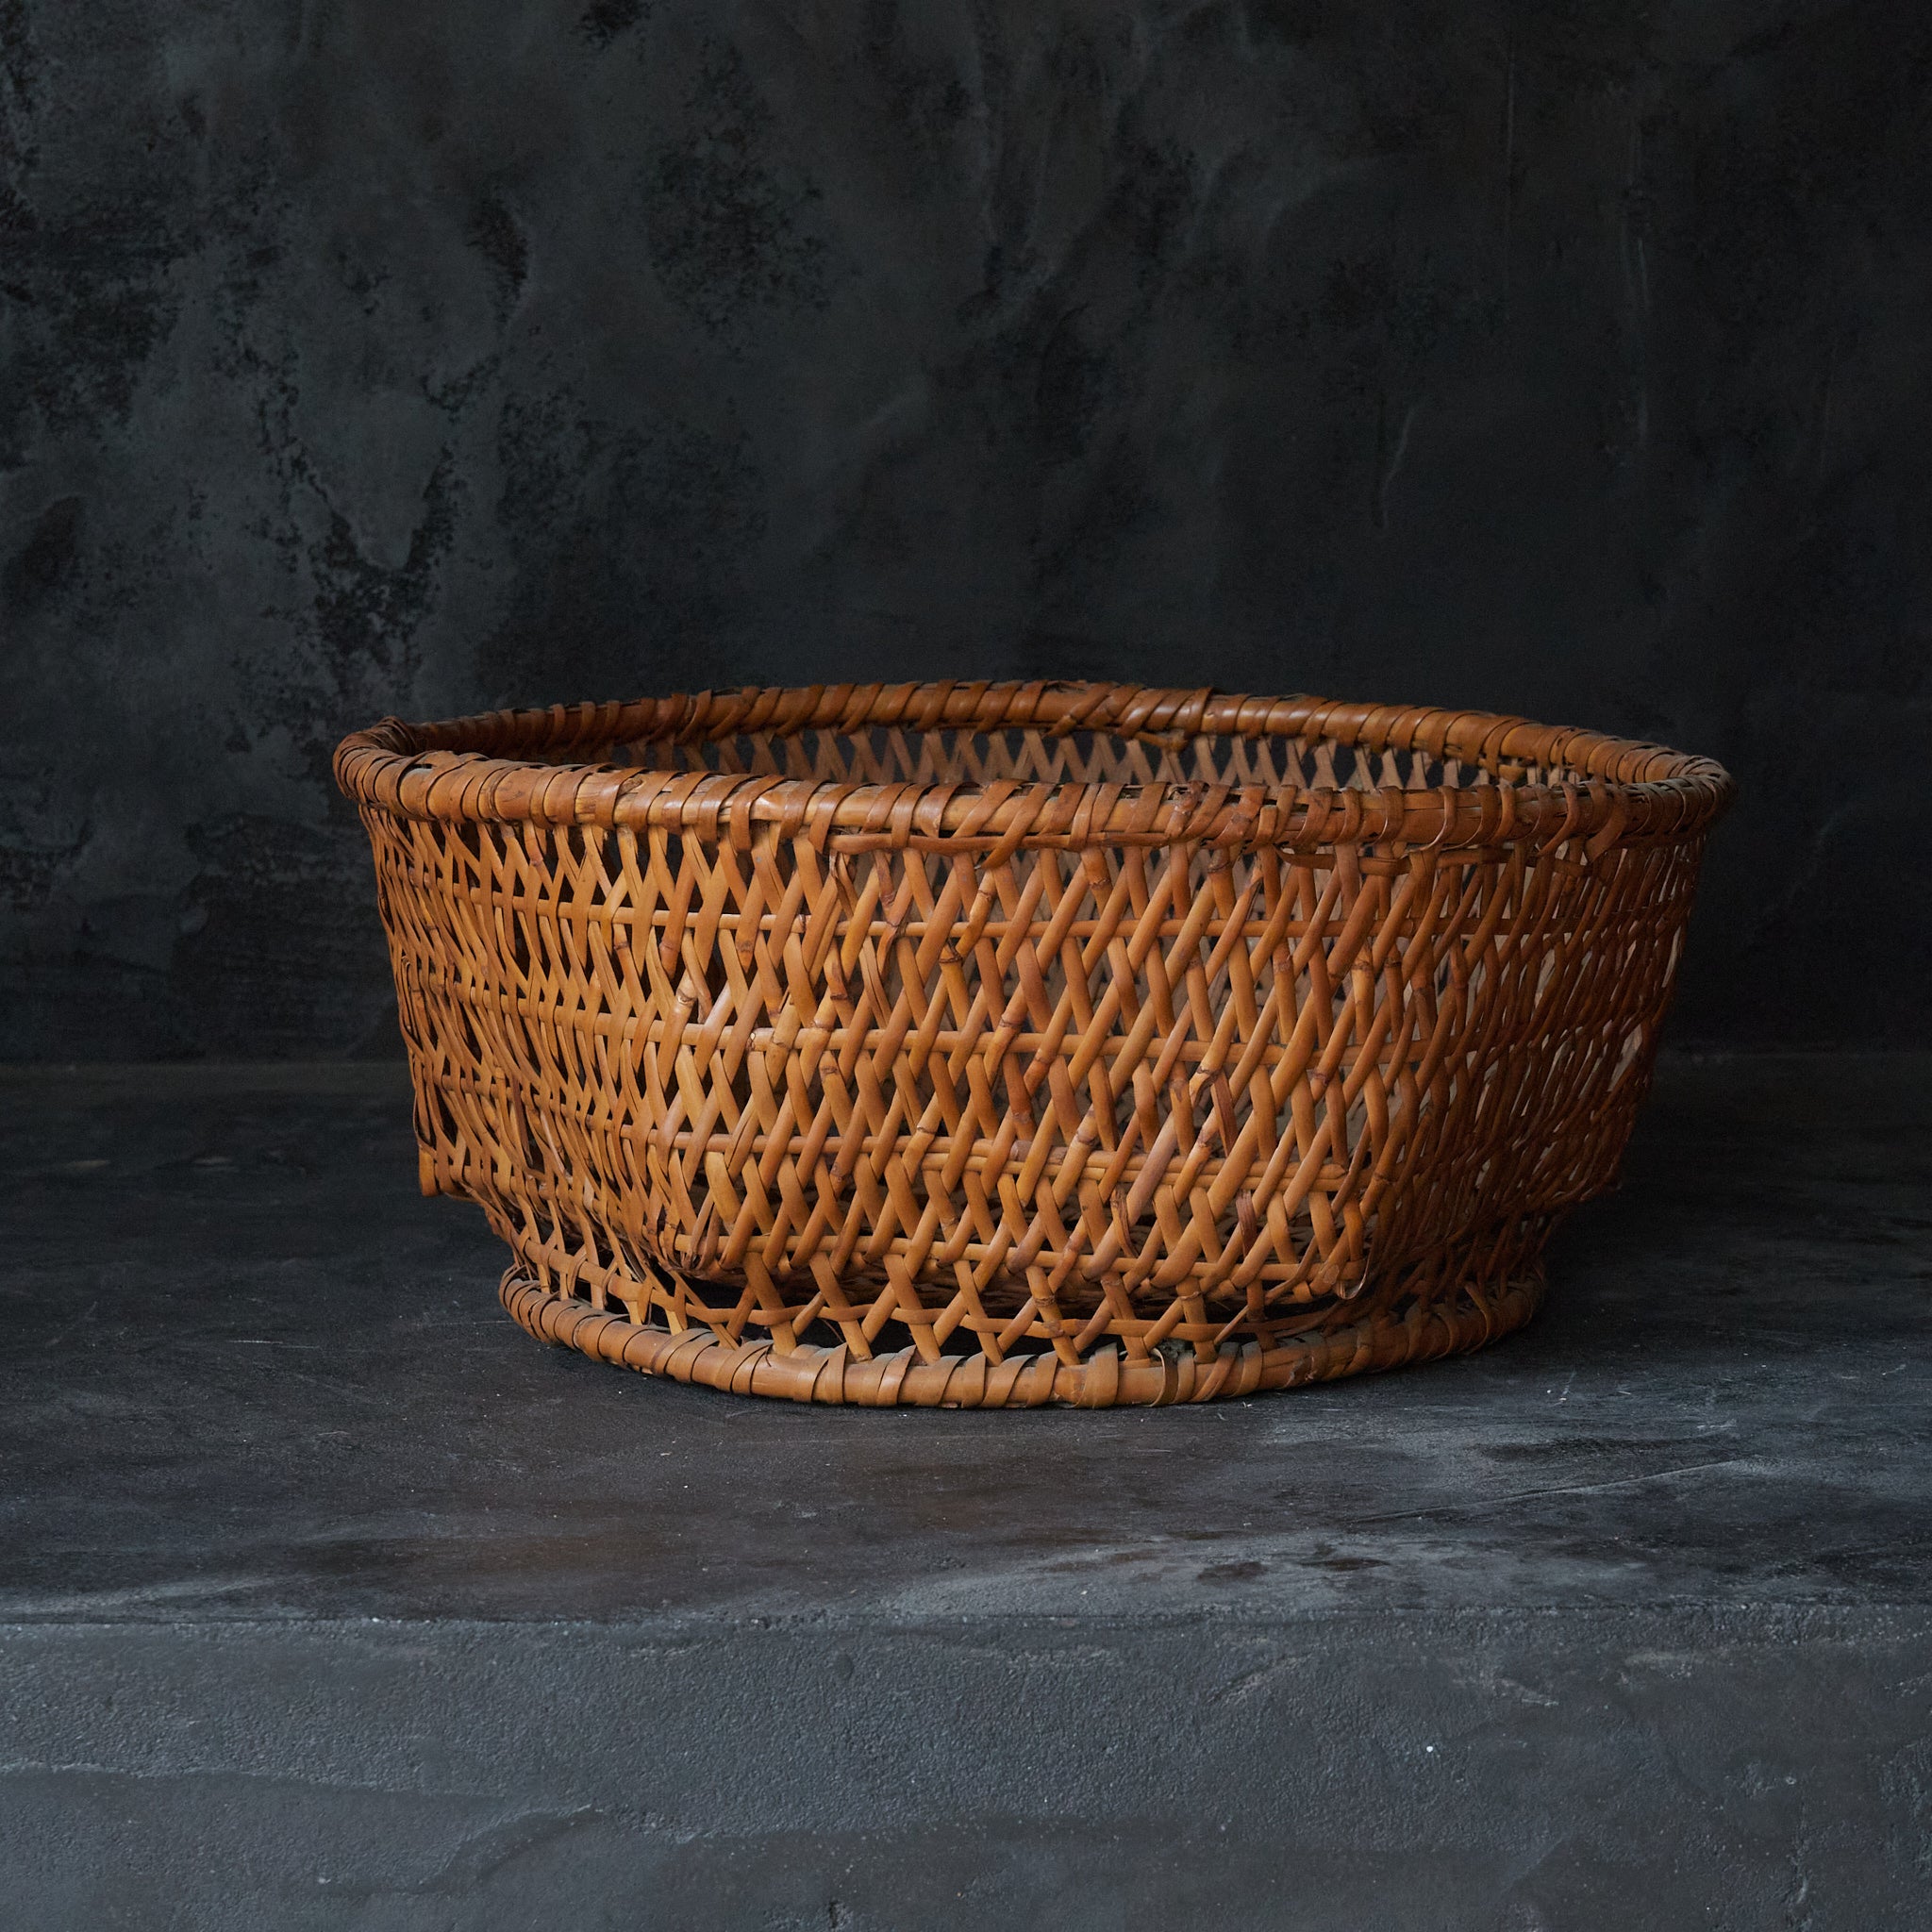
xmin=339 ymin=683 xmax=1729 ymax=1407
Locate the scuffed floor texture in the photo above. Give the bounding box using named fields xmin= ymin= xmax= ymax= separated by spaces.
xmin=1 ymin=1052 xmax=1928 ymax=1925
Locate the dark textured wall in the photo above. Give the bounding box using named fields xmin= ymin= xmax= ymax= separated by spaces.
xmin=2 ymin=0 xmax=1926 ymax=1057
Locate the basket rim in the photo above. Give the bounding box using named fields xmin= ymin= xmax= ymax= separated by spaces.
xmin=334 ymin=679 xmax=1734 ymax=853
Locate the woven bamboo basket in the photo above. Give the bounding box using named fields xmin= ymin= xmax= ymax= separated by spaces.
xmin=337 ymin=681 xmax=1731 ymax=1408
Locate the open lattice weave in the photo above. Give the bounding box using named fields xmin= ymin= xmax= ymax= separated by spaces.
xmin=337 ymin=682 xmax=1732 ymax=1407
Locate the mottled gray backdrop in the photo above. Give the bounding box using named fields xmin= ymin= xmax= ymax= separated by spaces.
xmin=3 ymin=0 xmax=1926 ymax=1056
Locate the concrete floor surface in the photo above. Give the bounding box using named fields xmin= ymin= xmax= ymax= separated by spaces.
xmin=2 ymin=1054 xmax=1928 ymax=1927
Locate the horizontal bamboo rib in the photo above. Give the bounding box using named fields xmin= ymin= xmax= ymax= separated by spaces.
xmin=339 ymin=681 xmax=1730 ymax=1408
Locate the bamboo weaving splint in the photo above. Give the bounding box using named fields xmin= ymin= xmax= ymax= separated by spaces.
xmin=336 ymin=682 xmax=1732 ymax=1407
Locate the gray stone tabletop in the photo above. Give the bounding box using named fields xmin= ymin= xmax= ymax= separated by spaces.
xmin=3 ymin=1054 xmax=1929 ymax=1927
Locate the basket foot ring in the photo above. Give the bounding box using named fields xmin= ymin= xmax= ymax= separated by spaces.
xmin=498 ymin=1270 xmax=1546 ymax=1408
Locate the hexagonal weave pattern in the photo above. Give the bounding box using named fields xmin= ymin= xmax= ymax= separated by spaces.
xmin=336 ymin=682 xmax=1731 ymax=1407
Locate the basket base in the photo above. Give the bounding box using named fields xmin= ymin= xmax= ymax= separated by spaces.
xmin=499 ymin=1269 xmax=1545 ymax=1408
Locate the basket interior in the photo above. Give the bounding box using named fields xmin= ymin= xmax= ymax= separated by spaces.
xmin=596 ymin=722 xmax=1565 ymax=795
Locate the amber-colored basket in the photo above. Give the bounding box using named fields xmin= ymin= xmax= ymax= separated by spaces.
xmin=336 ymin=682 xmax=1731 ymax=1408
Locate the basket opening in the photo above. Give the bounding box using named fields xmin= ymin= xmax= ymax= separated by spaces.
xmin=600 ymin=724 xmax=1521 ymax=795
